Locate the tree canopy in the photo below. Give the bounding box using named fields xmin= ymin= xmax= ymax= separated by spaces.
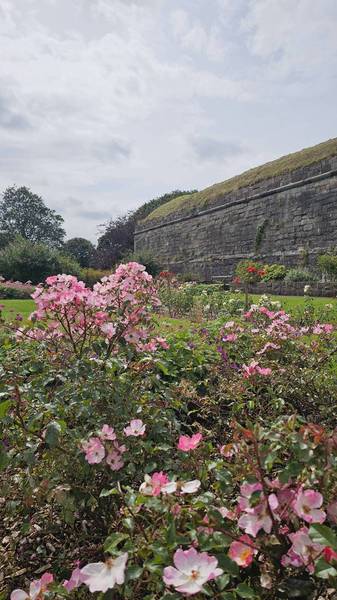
xmin=95 ymin=190 xmax=197 ymax=268
xmin=63 ymin=237 xmax=95 ymax=267
xmin=0 ymin=186 xmax=65 ymax=248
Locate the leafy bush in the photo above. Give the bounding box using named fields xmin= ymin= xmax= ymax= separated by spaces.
xmin=57 ymin=254 xmax=82 ymax=278
xmin=123 ymin=250 xmax=162 ymax=277
xmin=285 ymin=267 xmax=318 ymax=282
xmin=235 ymin=259 xmax=265 ymax=284
xmin=318 ymin=253 xmax=337 ymax=281
xmin=262 ymin=263 xmax=287 ymax=281
xmin=2 ymin=266 xmax=337 ymax=599
xmin=0 ymin=238 xmax=81 ymax=284
xmin=63 ymin=237 xmax=95 ymax=267
xmin=80 ymin=267 xmax=113 ymax=287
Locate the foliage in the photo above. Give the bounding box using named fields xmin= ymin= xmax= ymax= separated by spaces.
xmin=95 ymin=191 xmax=197 ymax=268
xmin=57 ymin=254 xmax=82 ymax=278
xmin=80 ymin=267 xmax=113 ymax=287
xmin=0 ymin=238 xmax=81 ymax=284
xmin=254 ymin=219 xmax=269 ymax=252
xmin=95 ymin=212 xmax=135 ymax=268
xmin=2 ymin=267 xmax=337 ymax=599
xmin=262 ymin=263 xmax=287 ymax=281
xmin=285 ymin=268 xmax=318 ymax=283
xmin=235 ymin=260 xmax=265 ymax=285
xmin=318 ymin=253 xmax=337 ymax=281
xmin=0 ymin=186 xmax=65 ymax=248
xmin=124 ymin=250 xmax=162 ymax=277
xmin=63 ymin=238 xmax=95 ymax=268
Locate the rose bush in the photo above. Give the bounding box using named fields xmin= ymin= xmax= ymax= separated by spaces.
xmin=1 ymin=263 xmax=337 ymax=599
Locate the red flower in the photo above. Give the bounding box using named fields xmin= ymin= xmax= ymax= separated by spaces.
xmin=323 ymin=547 xmax=337 ymax=563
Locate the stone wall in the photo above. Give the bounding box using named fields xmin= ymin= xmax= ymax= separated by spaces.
xmin=134 ymin=157 xmax=337 ymax=281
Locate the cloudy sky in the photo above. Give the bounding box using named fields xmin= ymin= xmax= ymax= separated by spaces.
xmin=1 ymin=0 xmax=337 ymax=242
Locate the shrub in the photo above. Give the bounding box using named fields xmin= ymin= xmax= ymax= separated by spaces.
xmin=16 ymin=262 xmax=166 ymax=358
xmin=2 ymin=272 xmax=337 ymax=598
xmin=262 ymin=263 xmax=287 ymax=281
xmin=56 ymin=253 xmax=82 ymax=278
xmin=0 ymin=238 xmax=81 ymax=284
xmin=123 ymin=250 xmax=162 ymax=277
xmin=80 ymin=267 xmax=113 ymax=287
xmin=285 ymin=267 xmax=318 ymax=282
xmin=235 ymin=259 xmax=265 ymax=285
xmin=63 ymin=237 xmax=95 ymax=267
xmin=317 ymin=253 xmax=337 ymax=281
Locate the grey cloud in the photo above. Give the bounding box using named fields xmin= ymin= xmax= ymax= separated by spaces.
xmin=77 ymin=209 xmax=112 ymax=221
xmin=93 ymin=139 xmax=131 ymax=161
xmin=0 ymin=96 xmax=30 ymax=130
xmin=191 ymin=136 xmax=246 ymax=161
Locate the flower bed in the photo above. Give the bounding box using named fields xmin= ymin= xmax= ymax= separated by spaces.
xmin=1 ymin=263 xmax=337 ymax=599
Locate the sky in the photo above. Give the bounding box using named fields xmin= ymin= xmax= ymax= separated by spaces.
xmin=1 ymin=0 xmax=337 ymax=242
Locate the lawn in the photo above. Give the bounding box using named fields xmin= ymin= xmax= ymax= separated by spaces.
xmin=0 ymin=294 xmax=336 ymax=326
xmin=0 ymin=298 xmax=35 ymax=321
xmin=248 ymin=293 xmax=336 ymax=312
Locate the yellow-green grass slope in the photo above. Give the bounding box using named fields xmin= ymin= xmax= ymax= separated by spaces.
xmin=141 ymin=137 xmax=337 ymax=224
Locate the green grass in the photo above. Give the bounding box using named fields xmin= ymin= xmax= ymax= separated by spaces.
xmin=142 ymin=137 xmax=337 ymax=223
xmin=248 ymin=293 xmax=336 ymax=312
xmin=1 ymin=294 xmax=336 ymax=329
xmin=0 ymin=299 xmax=35 ymax=322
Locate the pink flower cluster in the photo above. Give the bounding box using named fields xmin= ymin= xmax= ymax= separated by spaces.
xmin=177 ymin=433 xmax=203 ymax=452
xmin=139 ymin=471 xmax=201 ymax=496
xmin=82 ymin=419 xmax=146 ymax=470
xmin=20 ymin=263 xmax=168 ymax=355
xmin=242 ymin=360 xmax=272 ymax=379
xmin=11 ymin=572 xmax=53 ymax=600
xmin=225 ymin=479 xmax=329 ymax=572
xmin=221 ymin=320 xmax=244 ymax=343
xmin=244 ymin=305 xmax=334 ymax=341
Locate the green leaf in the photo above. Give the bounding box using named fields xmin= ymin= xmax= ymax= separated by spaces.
xmin=309 ymin=524 xmax=337 ymax=550
xmin=216 ymin=573 xmax=230 ymax=591
xmin=99 ymin=488 xmax=119 ymax=497
xmin=104 ymin=533 xmax=129 ymax=553
xmin=0 ymin=399 xmax=11 ymax=419
xmin=0 ymin=446 xmax=9 ymax=470
xmin=216 ymin=554 xmax=239 ymax=576
xmin=166 ymin=516 xmax=177 ymax=546
xmin=236 ymin=583 xmax=257 ymax=598
xmin=126 ymin=565 xmax=143 ymax=581
xmin=44 ymin=421 xmax=61 ymax=448
xmin=315 ymin=557 xmax=337 ymax=579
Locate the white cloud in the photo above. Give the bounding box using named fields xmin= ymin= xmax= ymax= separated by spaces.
xmin=243 ymin=0 xmax=337 ymax=81
xmin=170 ymin=8 xmax=226 ymax=62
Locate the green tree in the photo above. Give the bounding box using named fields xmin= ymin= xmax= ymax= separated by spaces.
xmin=63 ymin=237 xmax=95 ymax=267
xmin=0 ymin=186 xmax=65 ymax=248
xmin=95 ymin=190 xmax=197 ymax=268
